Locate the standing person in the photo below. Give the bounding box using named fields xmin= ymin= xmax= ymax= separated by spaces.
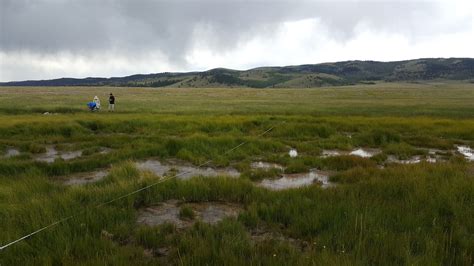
xmin=93 ymin=96 xmax=101 ymax=110
xmin=108 ymin=93 xmax=115 ymax=112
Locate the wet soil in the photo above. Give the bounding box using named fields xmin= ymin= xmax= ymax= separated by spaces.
xmin=63 ymin=170 xmax=108 ymax=186
xmin=137 ymin=200 xmax=243 ymax=228
xmin=35 ymin=146 xmax=82 ymax=163
xmin=349 ymin=148 xmax=381 ymax=158
xmin=322 ymin=148 xmax=381 ymax=158
xmin=4 ymin=148 xmax=20 ymax=158
xmin=136 ymin=160 xmax=240 ymax=179
xmin=250 ymin=161 xmax=284 ymax=170
xmin=259 ymin=169 xmax=333 ymax=190
xmin=386 ymin=155 xmax=423 ymax=164
xmin=250 ymin=229 xmax=311 ymax=252
xmin=99 ymin=147 xmax=113 ymax=154
xmin=457 ymin=145 xmax=474 ymax=161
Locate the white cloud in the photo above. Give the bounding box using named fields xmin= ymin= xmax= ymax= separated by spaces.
xmin=0 ymin=50 xmax=176 ymax=81
xmin=185 ymin=15 xmax=474 ymax=71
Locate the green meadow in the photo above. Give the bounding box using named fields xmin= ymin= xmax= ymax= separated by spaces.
xmin=0 ymin=83 xmax=473 ymax=265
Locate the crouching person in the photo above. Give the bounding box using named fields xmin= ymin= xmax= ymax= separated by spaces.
xmin=87 ymin=101 xmax=97 ymax=111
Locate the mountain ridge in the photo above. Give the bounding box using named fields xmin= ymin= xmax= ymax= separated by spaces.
xmin=2 ymin=58 xmax=473 ymax=88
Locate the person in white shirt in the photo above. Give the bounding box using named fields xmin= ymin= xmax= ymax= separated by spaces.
xmin=93 ymin=96 xmax=101 ymax=110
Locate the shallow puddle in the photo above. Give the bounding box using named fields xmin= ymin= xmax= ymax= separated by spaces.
xmin=99 ymin=147 xmax=113 ymax=154
xmin=177 ymin=165 xmax=240 ymax=179
xmin=321 ymin=148 xmax=381 ymax=158
xmin=4 ymin=148 xmax=20 ymax=158
xmin=250 ymin=161 xmax=284 ymax=170
xmin=425 ymin=148 xmax=450 ymax=163
xmin=321 ymin=150 xmax=342 ymax=157
xmin=60 ymin=150 xmax=83 ymax=160
xmin=427 ymin=148 xmax=444 ymax=155
xmin=136 ymin=160 xmax=240 ymax=179
xmin=456 ymin=145 xmax=474 ymax=161
xmin=259 ymin=170 xmax=332 ymax=190
xmin=137 ymin=200 xmax=243 ymax=228
xmin=35 ymin=146 xmax=58 ymax=163
xmin=63 ymin=170 xmax=108 ymax=186
xmin=386 ymin=155 xmax=422 ymax=164
xmin=385 ymin=154 xmax=447 ymax=164
xmin=136 ymin=160 xmax=170 ymax=176
xmin=35 ymin=146 xmax=82 ymax=163
xmin=349 ymin=148 xmax=380 ymax=158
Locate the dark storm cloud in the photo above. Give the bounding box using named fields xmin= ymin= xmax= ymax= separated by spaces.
xmin=1 ymin=0 xmax=114 ymax=52
xmin=1 ymin=0 xmax=471 ymax=81
xmin=1 ymin=0 xmax=448 ymax=58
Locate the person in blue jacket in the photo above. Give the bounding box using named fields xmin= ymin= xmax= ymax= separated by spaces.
xmin=87 ymin=101 xmax=97 ymax=111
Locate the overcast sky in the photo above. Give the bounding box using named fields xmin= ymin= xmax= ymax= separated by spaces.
xmin=0 ymin=0 xmax=473 ymax=81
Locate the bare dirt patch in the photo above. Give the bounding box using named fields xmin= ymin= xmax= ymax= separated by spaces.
xmin=63 ymin=170 xmax=108 ymax=186
xmin=137 ymin=200 xmax=243 ymax=229
xmin=250 ymin=229 xmax=311 ymax=252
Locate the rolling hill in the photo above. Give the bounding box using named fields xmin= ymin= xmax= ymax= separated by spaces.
xmin=1 ymin=58 xmax=473 ymax=88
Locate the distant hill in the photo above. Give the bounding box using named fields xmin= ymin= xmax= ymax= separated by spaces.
xmin=2 ymin=58 xmax=473 ymax=88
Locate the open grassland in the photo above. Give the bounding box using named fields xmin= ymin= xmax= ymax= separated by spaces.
xmin=0 ymin=83 xmax=473 ymax=265
xmin=1 ymin=82 xmax=474 ymax=117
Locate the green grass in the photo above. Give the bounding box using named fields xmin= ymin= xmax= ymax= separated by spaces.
xmin=0 ymin=84 xmax=473 ymax=265
xmin=179 ymin=206 xmax=195 ymax=221
xmin=0 ymin=82 xmax=473 ymax=117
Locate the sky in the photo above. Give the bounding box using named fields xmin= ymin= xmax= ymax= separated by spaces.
xmin=0 ymin=0 xmax=473 ymax=82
